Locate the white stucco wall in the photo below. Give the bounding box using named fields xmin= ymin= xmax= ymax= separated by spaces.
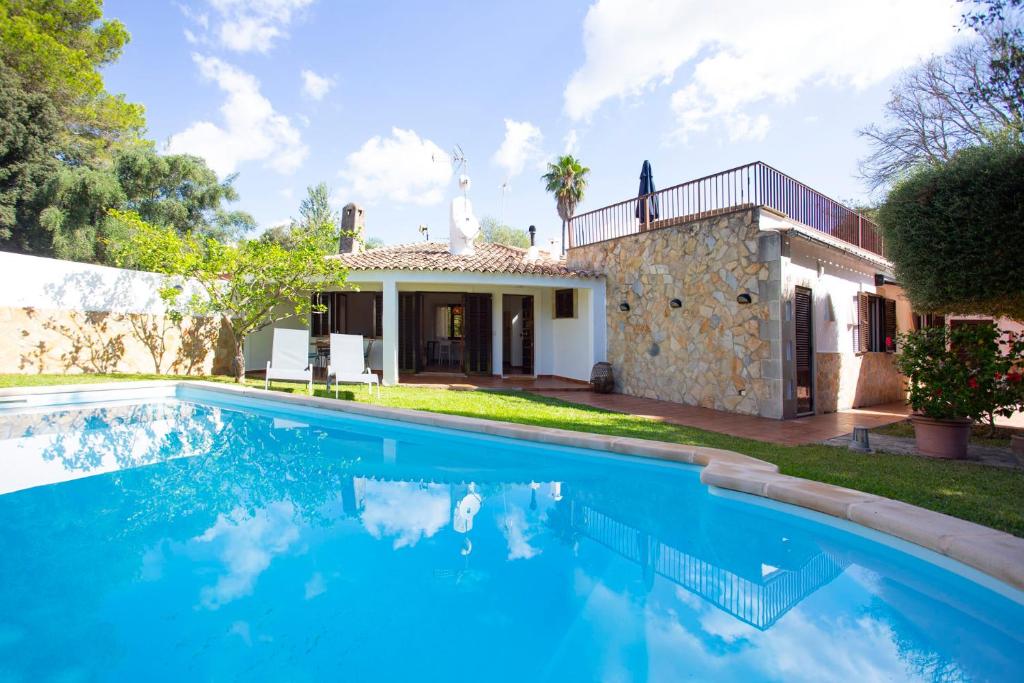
xmin=0 ymin=250 xmax=204 ymax=314
xmin=551 ymin=288 xmax=596 ymax=382
xmin=784 ymin=237 xmax=910 ymax=413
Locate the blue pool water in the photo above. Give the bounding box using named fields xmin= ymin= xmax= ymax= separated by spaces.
xmin=0 ymin=387 xmax=1022 ymax=682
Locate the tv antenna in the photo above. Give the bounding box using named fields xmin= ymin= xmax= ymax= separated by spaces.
xmin=451 ymin=145 xmax=468 ymax=175
xmin=499 ymin=179 xmax=511 ymax=224
xmin=418 ymin=224 xmax=429 ymax=241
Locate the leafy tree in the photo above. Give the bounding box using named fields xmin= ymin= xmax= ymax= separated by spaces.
xmin=259 ymin=183 xmax=341 ymax=251
xmin=0 ymin=63 xmax=59 ymax=248
xmin=108 ymin=209 xmax=350 ymax=382
xmin=961 ymin=1 xmax=1023 ymax=120
xmin=876 ymin=141 xmax=1024 ymax=320
xmin=480 ymin=216 xmax=530 ymax=248
xmin=542 ymin=155 xmax=590 ymax=249
xmin=859 ymin=28 xmax=1024 ymax=188
xmin=113 ymin=149 xmax=255 ymax=241
xmin=0 ymin=0 xmax=146 ymax=164
xmin=364 ymin=236 xmax=385 ymax=250
xmin=14 ymin=149 xmax=254 ymax=261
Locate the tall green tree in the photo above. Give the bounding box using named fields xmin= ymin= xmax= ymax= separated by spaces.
xmin=876 ymin=141 xmax=1024 ymax=320
xmin=108 ymin=209 xmax=349 ymax=381
xmin=260 ymin=182 xmax=340 ymax=251
xmin=480 ymin=216 xmax=530 ymax=248
xmin=0 ymin=0 xmax=146 ymax=165
xmin=113 ymin=149 xmax=255 ymax=241
xmin=0 ymin=63 xmax=59 ymax=248
xmin=542 ymin=155 xmax=590 ymax=249
xmin=11 ymin=149 xmax=256 ymax=262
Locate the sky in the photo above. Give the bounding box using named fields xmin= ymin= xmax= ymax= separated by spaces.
xmin=102 ymin=0 xmax=965 ymax=250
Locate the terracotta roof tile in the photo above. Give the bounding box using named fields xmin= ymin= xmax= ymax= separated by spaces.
xmin=331 ymin=241 xmax=597 ymax=278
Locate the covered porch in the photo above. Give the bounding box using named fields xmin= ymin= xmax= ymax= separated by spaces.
xmin=333 ymin=269 xmax=605 ymax=386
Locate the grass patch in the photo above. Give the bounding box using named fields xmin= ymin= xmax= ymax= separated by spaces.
xmin=873 ymin=420 xmax=1021 ymax=449
xmin=3 ymin=373 xmax=1024 ymax=537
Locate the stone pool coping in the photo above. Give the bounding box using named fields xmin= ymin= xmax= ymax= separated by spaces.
xmin=3 ymin=379 xmax=1023 ymax=592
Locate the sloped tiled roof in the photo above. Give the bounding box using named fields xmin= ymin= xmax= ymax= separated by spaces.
xmin=331 ymin=241 xmax=596 ymax=278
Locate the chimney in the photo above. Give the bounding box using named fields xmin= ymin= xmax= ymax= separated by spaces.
xmin=339 ymin=203 xmax=365 ymax=254
xmin=526 ymin=225 xmax=540 ymax=261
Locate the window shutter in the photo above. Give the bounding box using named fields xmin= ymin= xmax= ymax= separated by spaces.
xmin=884 ymin=298 xmax=897 ymax=352
xmin=855 ymin=292 xmax=870 ymax=353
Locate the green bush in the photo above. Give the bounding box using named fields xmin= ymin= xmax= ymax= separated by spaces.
xmin=877 ymin=142 xmax=1024 ymax=320
xmin=895 ymin=323 xmax=1024 ymax=421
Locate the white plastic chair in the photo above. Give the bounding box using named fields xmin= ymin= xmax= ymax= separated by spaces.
xmin=326 ymin=333 xmax=380 ymax=398
xmin=265 ymin=328 xmax=313 ymax=394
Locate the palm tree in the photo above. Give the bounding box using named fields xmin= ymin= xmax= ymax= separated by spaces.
xmin=542 ymin=155 xmax=590 ymax=251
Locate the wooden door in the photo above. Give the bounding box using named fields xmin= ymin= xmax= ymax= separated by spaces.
xmin=463 ymin=293 xmax=492 ymax=374
xmin=521 ymin=296 xmax=534 ymax=375
xmin=398 ymin=292 xmax=420 ymax=372
xmin=794 ymin=286 xmax=814 ymax=414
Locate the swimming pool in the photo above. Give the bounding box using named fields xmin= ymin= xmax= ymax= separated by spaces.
xmin=0 ymin=385 xmax=1021 ymax=681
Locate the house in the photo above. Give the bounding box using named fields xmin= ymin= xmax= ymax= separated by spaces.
xmin=244 ymin=204 xmax=607 ymax=387
xmin=565 ymin=161 xmax=913 ymax=419
xmin=244 ymin=162 xmax=921 ymax=420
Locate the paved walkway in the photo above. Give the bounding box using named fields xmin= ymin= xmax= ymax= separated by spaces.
xmin=822 ymin=432 xmax=1022 ymax=468
xmin=537 ymin=391 xmax=911 ymax=446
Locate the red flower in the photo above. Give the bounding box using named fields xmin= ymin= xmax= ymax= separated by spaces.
xmin=995 ymin=372 xmax=1003 ymax=380
xmin=935 ymin=388 xmax=943 ymax=397
xmin=968 ymin=377 xmax=979 ymax=389
xmin=885 ymin=336 xmax=893 ymax=348
xmin=1008 ymin=371 xmax=1023 ymax=384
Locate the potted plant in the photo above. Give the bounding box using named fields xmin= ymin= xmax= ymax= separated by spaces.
xmin=894 ymin=323 xmax=1024 ymax=459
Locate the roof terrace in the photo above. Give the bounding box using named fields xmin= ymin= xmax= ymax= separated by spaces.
xmin=567 ymin=161 xmax=885 ymax=257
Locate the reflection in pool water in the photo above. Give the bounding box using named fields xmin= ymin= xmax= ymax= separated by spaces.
xmin=0 ymin=394 xmax=1021 ymax=681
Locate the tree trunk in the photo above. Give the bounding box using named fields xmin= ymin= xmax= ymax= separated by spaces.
xmin=234 ymin=343 xmax=245 ymax=383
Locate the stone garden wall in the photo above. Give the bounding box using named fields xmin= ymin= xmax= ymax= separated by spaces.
xmin=567 ymin=207 xmax=783 ymax=418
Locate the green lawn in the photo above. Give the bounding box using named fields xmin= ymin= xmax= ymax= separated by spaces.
xmin=3 ymin=373 xmax=1024 ymax=537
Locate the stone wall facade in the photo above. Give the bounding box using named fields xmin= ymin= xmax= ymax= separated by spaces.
xmin=815 ymin=351 xmax=905 ymax=413
xmin=568 ymin=207 xmax=783 ymax=418
xmin=0 ymin=306 xmax=233 ymax=376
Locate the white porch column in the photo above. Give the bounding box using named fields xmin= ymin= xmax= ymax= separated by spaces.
xmin=382 ymin=278 xmax=399 ymax=386
xmin=491 ymin=291 xmax=503 ymax=376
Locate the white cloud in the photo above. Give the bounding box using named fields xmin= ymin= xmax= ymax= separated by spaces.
xmin=492 ymin=119 xmax=544 ymax=179
xmin=180 ymin=0 xmax=312 ymax=53
xmin=166 ymin=54 xmax=308 ymax=176
xmin=564 ymin=0 xmax=960 ymax=141
xmin=194 ymin=501 xmax=300 ymax=609
xmin=359 ymin=480 xmax=451 ymax=549
xmin=203 ymin=0 xmax=314 ymax=53
xmin=498 ymin=506 xmax=541 ymax=561
xmin=563 ymin=128 xmax=579 ymax=155
xmin=301 ymin=69 xmax=333 ymax=100
xmin=339 ymin=128 xmax=453 ymax=206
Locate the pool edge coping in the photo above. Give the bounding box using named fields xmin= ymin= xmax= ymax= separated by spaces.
xmin=3 ymin=379 xmax=1023 ymax=592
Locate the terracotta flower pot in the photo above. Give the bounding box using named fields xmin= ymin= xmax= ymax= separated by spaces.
xmin=910 ymin=414 xmax=972 ymax=459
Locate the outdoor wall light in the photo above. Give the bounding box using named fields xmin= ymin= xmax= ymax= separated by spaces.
xmin=619 ymin=302 xmax=631 ymax=312
xmin=736 ymin=292 xmax=753 ymax=305
xmin=669 ymin=298 xmax=682 ymax=309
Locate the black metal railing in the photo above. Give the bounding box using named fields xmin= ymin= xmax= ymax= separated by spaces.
xmin=567 ymin=161 xmax=884 ymax=257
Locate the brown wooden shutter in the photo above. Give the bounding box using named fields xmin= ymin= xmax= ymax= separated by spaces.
xmin=398 ymin=293 xmax=419 ymax=372
xmin=374 ymin=292 xmax=383 ymax=337
xmin=794 ymin=287 xmax=814 ymax=414
xmin=884 ymin=298 xmax=897 ymax=352
xmin=463 ymin=293 xmax=492 ymax=374
xmin=855 ymin=292 xmax=870 ymax=353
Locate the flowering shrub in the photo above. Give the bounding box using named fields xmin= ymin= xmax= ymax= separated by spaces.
xmin=894 ymin=323 xmax=1024 ymax=422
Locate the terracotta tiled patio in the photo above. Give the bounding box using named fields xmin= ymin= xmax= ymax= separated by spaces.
xmin=538 ymin=391 xmax=912 ymax=446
